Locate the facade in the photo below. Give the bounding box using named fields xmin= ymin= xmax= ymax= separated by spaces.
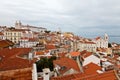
xmin=15 ymin=21 xmax=47 ymax=33
xmin=19 ymin=37 xmax=39 ymax=48
xmin=93 ymin=33 xmax=109 ymax=48
xmin=4 ymin=29 xmax=23 ymax=43
xmin=78 ymin=41 xmax=96 ymax=52
xmin=0 ymin=32 xmax=5 ymax=40
xmin=77 ymin=34 xmax=109 ymax=52
xmin=4 ymin=28 xmax=33 ymax=43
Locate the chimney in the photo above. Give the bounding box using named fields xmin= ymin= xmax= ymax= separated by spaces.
xmin=43 ymin=68 xmax=50 ymax=80
xmin=76 ymin=56 xmax=84 ymax=73
xmin=32 ymin=63 xmax=38 ymax=80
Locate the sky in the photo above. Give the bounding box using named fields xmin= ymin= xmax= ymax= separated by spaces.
xmin=0 ymin=0 xmax=120 ymax=38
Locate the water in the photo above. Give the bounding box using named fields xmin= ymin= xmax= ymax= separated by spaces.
xmin=109 ymin=36 xmax=120 ymax=44
xmin=80 ymin=34 xmax=120 ymax=44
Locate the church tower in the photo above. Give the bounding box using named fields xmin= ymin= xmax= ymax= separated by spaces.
xmin=104 ymin=33 xmax=109 ymax=41
xmin=15 ymin=21 xmax=22 ymax=29
xmin=104 ymin=33 xmax=109 ymax=48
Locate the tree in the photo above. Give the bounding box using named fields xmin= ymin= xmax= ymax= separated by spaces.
xmin=45 ymin=30 xmax=51 ymax=34
xmin=108 ymin=43 xmax=112 ymax=48
xmin=36 ymin=56 xmax=56 ymax=72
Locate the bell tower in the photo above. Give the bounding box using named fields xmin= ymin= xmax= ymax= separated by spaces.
xmin=15 ymin=21 xmax=22 ymax=29
xmin=104 ymin=33 xmax=109 ymax=41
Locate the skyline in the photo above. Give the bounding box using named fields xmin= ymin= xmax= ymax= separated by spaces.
xmin=0 ymin=0 xmax=120 ymax=37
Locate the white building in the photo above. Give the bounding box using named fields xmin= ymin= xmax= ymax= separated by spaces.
xmin=15 ymin=21 xmax=47 ymax=33
xmin=83 ymin=54 xmax=100 ymax=66
xmin=78 ymin=41 xmax=97 ymax=52
xmin=0 ymin=32 xmax=5 ymax=40
xmin=93 ymin=33 xmax=109 ymax=48
xmin=4 ymin=28 xmax=33 ymax=43
xmin=19 ymin=37 xmax=39 ymax=48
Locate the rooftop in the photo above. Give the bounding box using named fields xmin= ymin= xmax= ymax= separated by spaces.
xmin=0 ymin=48 xmax=35 ymax=71
xmin=53 ymin=57 xmax=80 ymax=75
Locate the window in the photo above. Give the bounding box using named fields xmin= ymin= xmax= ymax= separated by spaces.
xmin=14 ymin=33 xmax=16 ymax=36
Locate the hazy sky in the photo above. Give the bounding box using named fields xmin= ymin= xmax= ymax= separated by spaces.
xmin=0 ymin=0 xmax=120 ymax=37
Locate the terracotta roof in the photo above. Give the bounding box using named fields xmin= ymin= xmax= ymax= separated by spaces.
xmin=45 ymin=44 xmax=56 ymax=50
xmin=21 ymin=37 xmax=38 ymax=42
xmin=13 ymin=68 xmax=32 ymax=79
xmin=35 ymin=51 xmax=45 ymax=55
xmin=83 ymin=62 xmax=102 ymax=75
xmin=0 ymin=40 xmax=14 ymax=48
xmin=58 ymin=52 xmax=67 ymax=57
xmin=83 ymin=52 xmax=92 ymax=58
xmin=97 ymin=48 xmax=107 ymax=52
xmin=80 ymin=50 xmax=92 ymax=58
xmin=53 ymin=57 xmax=80 ymax=74
xmin=0 ymin=68 xmax=32 ymax=80
xmin=52 ymin=70 xmax=117 ymax=80
xmin=29 ymin=38 xmax=38 ymax=42
xmin=95 ymin=36 xmax=101 ymax=40
xmin=51 ymin=74 xmax=76 ymax=80
xmin=0 ymin=48 xmax=35 ymax=71
xmin=112 ymin=46 xmax=120 ymax=50
xmin=52 ymin=62 xmax=103 ymax=80
xmin=84 ymin=41 xmax=96 ymax=44
xmin=0 ymin=57 xmax=35 ymax=71
xmin=70 ymin=52 xmax=80 ymax=57
xmin=0 ymin=48 xmax=32 ymax=58
xmin=73 ymin=70 xmax=117 ymax=80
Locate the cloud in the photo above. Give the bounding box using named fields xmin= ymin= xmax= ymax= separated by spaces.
xmin=0 ymin=0 xmax=120 ymax=37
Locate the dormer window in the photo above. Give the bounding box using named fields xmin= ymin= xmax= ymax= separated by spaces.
xmin=61 ymin=66 xmax=66 ymax=70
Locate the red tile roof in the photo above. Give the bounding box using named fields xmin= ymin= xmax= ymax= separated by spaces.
xmin=73 ymin=70 xmax=117 ymax=80
xmin=97 ymin=48 xmax=107 ymax=52
xmin=0 ymin=48 xmax=35 ymax=71
xmin=70 ymin=52 xmax=80 ymax=57
xmin=0 ymin=40 xmax=14 ymax=48
xmin=51 ymin=70 xmax=118 ymax=80
xmin=58 ymin=52 xmax=67 ymax=57
xmin=84 ymin=41 xmax=96 ymax=44
xmin=21 ymin=37 xmax=38 ymax=42
xmin=0 ymin=48 xmax=32 ymax=59
xmin=80 ymin=50 xmax=92 ymax=58
xmin=83 ymin=52 xmax=92 ymax=58
xmin=53 ymin=57 xmax=80 ymax=74
xmin=29 ymin=38 xmax=38 ymax=41
xmin=0 ymin=57 xmax=35 ymax=71
xmin=45 ymin=44 xmax=56 ymax=50
xmin=0 ymin=68 xmax=32 ymax=80
xmin=83 ymin=62 xmax=101 ymax=75
xmin=13 ymin=68 xmax=32 ymax=80
xmin=95 ymin=36 xmax=101 ymax=40
xmin=51 ymin=74 xmax=76 ymax=80
xmin=35 ymin=51 xmax=44 ymax=55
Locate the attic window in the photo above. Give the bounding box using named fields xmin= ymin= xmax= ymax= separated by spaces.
xmin=61 ymin=66 xmax=66 ymax=70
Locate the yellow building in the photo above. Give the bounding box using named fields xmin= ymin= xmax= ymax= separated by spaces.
xmin=4 ymin=29 xmax=26 ymax=43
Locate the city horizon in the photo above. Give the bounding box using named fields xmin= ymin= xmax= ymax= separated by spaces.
xmin=0 ymin=0 xmax=120 ymax=40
